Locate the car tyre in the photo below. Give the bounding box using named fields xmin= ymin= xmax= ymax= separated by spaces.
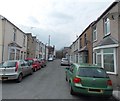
xmin=16 ymin=74 xmax=23 ymax=83
xmin=70 ymin=86 xmax=75 ymax=95
xmin=66 ymin=75 xmax=68 ymax=81
xmin=30 ymin=69 xmax=33 ymax=75
xmin=34 ymin=68 xmax=37 ymax=72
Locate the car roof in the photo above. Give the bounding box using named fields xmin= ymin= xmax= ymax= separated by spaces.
xmin=72 ymin=63 xmax=101 ymax=69
xmin=5 ymin=60 xmax=19 ymax=62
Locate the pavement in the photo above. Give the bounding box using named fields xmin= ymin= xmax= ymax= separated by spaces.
xmin=113 ymin=90 xmax=120 ymax=100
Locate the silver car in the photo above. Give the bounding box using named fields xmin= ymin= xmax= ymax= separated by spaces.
xmin=61 ymin=58 xmax=70 ymax=66
xmin=0 ymin=60 xmax=33 ymax=82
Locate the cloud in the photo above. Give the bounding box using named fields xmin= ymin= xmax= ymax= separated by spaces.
xmin=49 ymin=11 xmax=74 ymax=25
xmin=26 ymin=16 xmax=40 ymax=26
xmin=0 ymin=0 xmax=115 ymax=50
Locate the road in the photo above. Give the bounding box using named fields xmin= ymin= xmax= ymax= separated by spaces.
xmin=2 ymin=59 xmax=118 ymax=100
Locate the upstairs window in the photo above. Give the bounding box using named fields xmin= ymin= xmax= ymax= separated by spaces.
xmin=93 ymin=26 xmax=97 ymax=42
xmin=84 ymin=33 xmax=87 ymax=46
xmin=13 ymin=28 xmax=16 ymax=42
xmin=104 ymin=17 xmax=110 ymax=36
xmin=80 ymin=38 xmax=82 ymax=49
xmin=23 ymin=35 xmax=26 ymax=47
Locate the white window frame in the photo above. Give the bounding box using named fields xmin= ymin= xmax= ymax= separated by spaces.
xmin=93 ymin=45 xmax=118 ymax=74
xmin=13 ymin=28 xmax=16 ymax=42
xmin=104 ymin=17 xmax=110 ymax=36
xmin=93 ymin=26 xmax=97 ymax=42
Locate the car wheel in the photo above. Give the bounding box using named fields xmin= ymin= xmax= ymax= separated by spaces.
xmin=16 ymin=74 xmax=23 ymax=83
xmin=66 ymin=75 xmax=68 ymax=81
xmin=34 ymin=68 xmax=37 ymax=72
xmin=70 ymin=86 xmax=75 ymax=95
xmin=30 ymin=69 xmax=33 ymax=75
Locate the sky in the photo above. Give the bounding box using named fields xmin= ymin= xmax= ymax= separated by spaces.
xmin=0 ymin=0 xmax=115 ymax=50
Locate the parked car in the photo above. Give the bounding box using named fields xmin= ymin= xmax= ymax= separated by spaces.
xmin=38 ymin=58 xmax=47 ymax=68
xmin=48 ymin=57 xmax=53 ymax=61
xmin=65 ymin=63 xmax=113 ymax=98
xmin=0 ymin=62 xmax=4 ymax=68
xmin=0 ymin=60 xmax=33 ymax=82
xmin=61 ymin=58 xmax=70 ymax=66
xmin=25 ymin=58 xmax=41 ymax=72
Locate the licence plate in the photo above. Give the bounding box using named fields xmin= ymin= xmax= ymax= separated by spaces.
xmin=88 ymin=88 xmax=103 ymax=93
xmin=1 ymin=77 xmax=8 ymax=80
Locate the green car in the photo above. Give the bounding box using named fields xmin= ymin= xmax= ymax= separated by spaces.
xmin=65 ymin=63 xmax=113 ymax=97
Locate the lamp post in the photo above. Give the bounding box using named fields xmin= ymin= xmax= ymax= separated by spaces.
xmin=45 ymin=43 xmax=48 ymax=60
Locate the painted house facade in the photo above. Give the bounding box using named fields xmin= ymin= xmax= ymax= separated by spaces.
xmin=69 ymin=23 xmax=93 ymax=64
xmin=26 ymin=33 xmax=35 ymax=58
xmin=0 ymin=15 xmax=27 ymax=62
xmin=92 ymin=2 xmax=120 ymax=88
xmin=78 ymin=23 xmax=93 ymax=64
xmin=0 ymin=16 xmax=3 ymax=62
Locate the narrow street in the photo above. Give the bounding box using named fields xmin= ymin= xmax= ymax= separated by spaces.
xmin=2 ymin=60 xmax=118 ymax=100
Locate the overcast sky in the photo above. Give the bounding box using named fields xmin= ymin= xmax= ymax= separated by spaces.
xmin=0 ymin=0 xmax=115 ymax=50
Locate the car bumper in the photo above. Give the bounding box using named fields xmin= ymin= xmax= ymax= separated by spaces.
xmin=0 ymin=74 xmax=19 ymax=80
xmin=61 ymin=62 xmax=69 ymax=66
xmin=72 ymin=84 xmax=113 ymax=96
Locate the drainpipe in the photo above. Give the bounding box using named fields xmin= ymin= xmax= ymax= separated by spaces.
xmin=1 ymin=17 xmax=6 ymax=62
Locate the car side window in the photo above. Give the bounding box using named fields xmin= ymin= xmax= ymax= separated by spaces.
xmin=69 ymin=64 xmax=74 ymax=73
xmin=24 ymin=61 xmax=28 ymax=66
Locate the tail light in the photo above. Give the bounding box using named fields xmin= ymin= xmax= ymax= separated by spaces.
xmin=15 ymin=62 xmax=19 ymax=72
xmin=107 ymin=80 xmax=112 ymax=86
xmin=73 ymin=77 xmax=81 ymax=83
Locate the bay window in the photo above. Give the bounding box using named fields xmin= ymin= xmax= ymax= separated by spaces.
xmin=94 ymin=48 xmax=116 ymax=74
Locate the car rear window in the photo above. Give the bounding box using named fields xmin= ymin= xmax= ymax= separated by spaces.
xmin=3 ymin=61 xmax=17 ymax=67
xmin=78 ymin=67 xmax=109 ymax=78
xmin=62 ymin=58 xmax=68 ymax=61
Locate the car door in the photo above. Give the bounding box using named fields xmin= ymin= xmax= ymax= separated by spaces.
xmin=67 ymin=64 xmax=74 ymax=83
xmin=23 ymin=61 xmax=31 ymax=75
xmin=20 ymin=61 xmax=28 ymax=76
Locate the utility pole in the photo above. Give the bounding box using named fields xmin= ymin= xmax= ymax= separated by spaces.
xmin=48 ymin=35 xmax=50 ymax=46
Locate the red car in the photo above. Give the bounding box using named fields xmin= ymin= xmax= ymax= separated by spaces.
xmin=25 ymin=58 xmax=42 ymax=72
xmin=38 ymin=58 xmax=47 ymax=68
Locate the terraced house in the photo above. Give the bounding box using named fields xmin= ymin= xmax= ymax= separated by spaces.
xmin=70 ymin=22 xmax=93 ymax=64
xmin=0 ymin=15 xmax=27 ymax=62
xmin=69 ymin=1 xmax=120 ymax=90
xmin=92 ymin=2 xmax=120 ymax=89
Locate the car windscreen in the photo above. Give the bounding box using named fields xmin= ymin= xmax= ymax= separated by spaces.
xmin=2 ymin=61 xmax=17 ymax=67
xmin=0 ymin=63 xmax=3 ymax=68
xmin=62 ymin=58 xmax=68 ymax=61
xmin=25 ymin=60 xmax=33 ymax=64
xmin=78 ymin=67 xmax=109 ymax=78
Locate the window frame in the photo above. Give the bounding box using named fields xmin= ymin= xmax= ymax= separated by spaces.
xmin=13 ymin=28 xmax=17 ymax=42
xmin=93 ymin=47 xmax=117 ymax=74
xmin=92 ymin=25 xmax=97 ymax=42
xmin=104 ymin=17 xmax=110 ymax=36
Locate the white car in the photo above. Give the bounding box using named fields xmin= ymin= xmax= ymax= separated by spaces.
xmin=61 ymin=58 xmax=70 ymax=66
xmin=0 ymin=60 xmax=33 ymax=82
xmin=48 ymin=57 xmax=53 ymax=61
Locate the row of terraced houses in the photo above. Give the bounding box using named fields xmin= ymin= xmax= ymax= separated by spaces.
xmin=0 ymin=15 xmax=55 ymax=63
xmin=65 ymin=1 xmax=120 ymax=91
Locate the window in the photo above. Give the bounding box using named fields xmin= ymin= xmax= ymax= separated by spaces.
xmin=103 ymin=48 xmax=114 ymax=72
xmin=93 ymin=26 xmax=97 ymax=42
xmin=13 ymin=28 xmax=16 ymax=42
xmin=94 ymin=48 xmax=116 ymax=74
xmin=80 ymin=38 xmax=82 ymax=49
xmin=84 ymin=34 xmax=87 ymax=46
xmin=70 ymin=64 xmax=74 ymax=73
xmin=23 ymin=35 xmax=26 ymax=47
xmin=104 ymin=17 xmax=110 ymax=36
xmin=96 ymin=50 xmax=102 ymax=66
xmin=78 ymin=68 xmax=108 ymax=78
xmin=79 ymin=53 xmax=83 ymax=63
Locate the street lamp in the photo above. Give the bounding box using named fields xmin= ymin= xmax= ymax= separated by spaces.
xmin=45 ymin=43 xmax=48 ymax=60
